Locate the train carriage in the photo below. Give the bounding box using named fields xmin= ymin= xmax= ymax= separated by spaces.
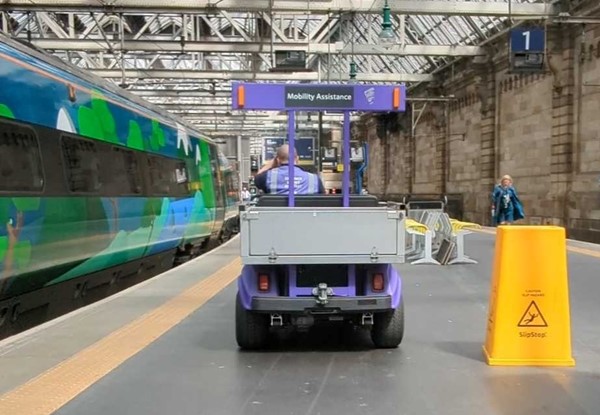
xmin=0 ymin=34 xmax=239 ymax=338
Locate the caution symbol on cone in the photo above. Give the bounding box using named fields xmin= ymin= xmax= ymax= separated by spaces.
xmin=517 ymin=301 xmax=548 ymax=328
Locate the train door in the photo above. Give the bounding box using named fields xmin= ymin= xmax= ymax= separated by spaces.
xmin=209 ymin=146 xmax=226 ymax=237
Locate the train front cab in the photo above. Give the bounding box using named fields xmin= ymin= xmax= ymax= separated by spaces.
xmin=235 ymin=194 xmax=405 ymax=349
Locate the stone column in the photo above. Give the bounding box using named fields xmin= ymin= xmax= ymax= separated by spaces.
xmin=548 ymin=25 xmax=576 ymax=226
xmin=364 ymin=115 xmax=385 ymax=196
xmin=429 ymin=104 xmax=448 ymax=195
xmin=476 ymin=62 xmax=498 ymax=225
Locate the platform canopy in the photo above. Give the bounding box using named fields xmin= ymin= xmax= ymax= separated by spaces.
xmin=0 ymin=0 xmax=578 ymax=136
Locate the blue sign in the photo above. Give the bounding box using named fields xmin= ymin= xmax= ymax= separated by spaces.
xmin=510 ymin=28 xmax=545 ymax=52
xmin=263 ymin=136 xmax=315 ymax=165
xmin=263 ymin=137 xmax=284 ymax=161
xmin=295 ymin=137 xmax=315 ymax=165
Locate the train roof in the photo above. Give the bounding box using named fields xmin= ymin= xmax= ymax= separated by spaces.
xmin=0 ymin=32 xmax=218 ymax=146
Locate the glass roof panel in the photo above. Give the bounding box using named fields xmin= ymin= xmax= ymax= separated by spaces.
xmin=3 ymin=0 xmax=542 ymax=83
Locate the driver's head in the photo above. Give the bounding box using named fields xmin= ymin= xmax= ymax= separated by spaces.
xmin=276 ymin=144 xmax=299 ymax=165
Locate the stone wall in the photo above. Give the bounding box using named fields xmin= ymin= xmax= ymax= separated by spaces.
xmin=569 ymin=17 xmax=600 ymax=241
xmin=355 ymin=4 xmax=600 ymax=242
xmin=447 ymin=90 xmax=483 ymax=222
xmin=497 ymin=74 xmax=554 ymax=222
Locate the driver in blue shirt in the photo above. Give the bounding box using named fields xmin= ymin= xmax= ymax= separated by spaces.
xmin=253 ymin=145 xmax=325 ymax=195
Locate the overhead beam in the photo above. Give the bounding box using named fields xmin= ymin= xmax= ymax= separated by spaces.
xmin=93 ymin=69 xmax=435 ymax=82
xmin=132 ymin=90 xmax=233 ymax=98
xmin=157 ymin=103 xmax=232 ymax=108
xmin=173 ymin=114 xmax=269 ymax=119
xmin=189 ymin=123 xmax=342 ymax=131
xmin=198 ymin=131 xmax=283 ymax=137
xmin=31 ymin=39 xmax=485 ymax=57
xmin=0 ymin=1 xmax=556 ymax=17
xmin=173 ymin=114 xmax=359 ymax=122
xmin=192 ymin=123 xmax=285 ymax=128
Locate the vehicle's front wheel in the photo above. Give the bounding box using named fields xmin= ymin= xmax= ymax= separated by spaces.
xmin=235 ymin=292 xmax=268 ymax=349
xmin=371 ymin=297 xmax=404 ymax=348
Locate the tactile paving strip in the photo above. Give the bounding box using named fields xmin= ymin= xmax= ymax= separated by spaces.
xmin=0 ymin=258 xmax=242 ymax=415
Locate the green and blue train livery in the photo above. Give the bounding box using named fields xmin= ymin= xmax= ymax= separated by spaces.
xmin=0 ymin=34 xmax=240 ymax=338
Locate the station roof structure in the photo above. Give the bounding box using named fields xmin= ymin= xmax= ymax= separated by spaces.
xmin=0 ymin=0 xmax=573 ymax=136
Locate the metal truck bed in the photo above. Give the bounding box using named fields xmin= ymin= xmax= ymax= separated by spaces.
xmin=240 ymin=195 xmax=406 ymax=265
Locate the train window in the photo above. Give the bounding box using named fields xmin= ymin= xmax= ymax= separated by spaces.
xmin=107 ymin=146 xmax=142 ymax=195
xmin=209 ymin=148 xmax=224 ymax=206
xmin=147 ymin=155 xmax=189 ymax=197
xmin=223 ymin=170 xmax=239 ymax=203
xmin=0 ymin=120 xmax=44 ymax=192
xmin=184 ymin=157 xmax=202 ymax=191
xmin=61 ymin=134 xmax=103 ymax=193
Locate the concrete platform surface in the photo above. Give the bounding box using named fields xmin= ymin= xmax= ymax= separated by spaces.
xmin=0 ymin=237 xmax=241 ymax=396
xmin=1 ymin=232 xmax=599 ymax=415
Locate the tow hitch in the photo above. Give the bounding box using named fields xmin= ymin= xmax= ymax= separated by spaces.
xmin=361 ymin=312 xmax=374 ymax=326
xmin=270 ymin=313 xmax=283 ymax=326
xmin=312 ymin=283 xmax=334 ymax=305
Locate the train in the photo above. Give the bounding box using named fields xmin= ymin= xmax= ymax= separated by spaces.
xmin=0 ymin=33 xmax=240 ymax=339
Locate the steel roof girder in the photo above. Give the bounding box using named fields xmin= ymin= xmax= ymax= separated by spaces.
xmin=31 ymin=38 xmax=485 ymax=57
xmin=30 ymin=38 xmax=309 ymax=53
xmin=89 ymin=68 xmax=434 ymax=82
xmin=0 ymin=1 xmax=556 ymax=17
xmin=177 ymin=114 xmax=360 ymax=122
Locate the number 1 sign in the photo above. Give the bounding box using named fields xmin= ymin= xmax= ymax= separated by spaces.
xmin=510 ymin=28 xmax=545 ymax=53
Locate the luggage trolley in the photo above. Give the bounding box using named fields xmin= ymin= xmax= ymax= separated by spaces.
xmin=232 ymin=82 xmax=407 ymax=349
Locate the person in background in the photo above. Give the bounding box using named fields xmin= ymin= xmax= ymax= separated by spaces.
xmin=491 ymin=174 xmax=525 ymax=226
xmin=241 ymin=187 xmax=251 ymax=202
xmin=254 ymin=144 xmax=325 ymax=195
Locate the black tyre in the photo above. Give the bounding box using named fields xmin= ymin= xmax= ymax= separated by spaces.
xmin=235 ymin=293 xmax=268 ymax=350
xmin=371 ymin=297 xmax=404 ymax=348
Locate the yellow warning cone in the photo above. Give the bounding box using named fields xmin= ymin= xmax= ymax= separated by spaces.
xmin=483 ymin=226 xmax=575 ymax=366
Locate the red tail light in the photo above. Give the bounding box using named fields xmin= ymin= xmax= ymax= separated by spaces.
xmin=258 ymin=273 xmax=269 ymax=291
xmin=372 ymin=273 xmax=384 ymax=291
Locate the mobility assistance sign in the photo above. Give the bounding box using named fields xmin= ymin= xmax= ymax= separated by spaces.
xmin=285 ymin=86 xmax=354 ymax=109
xmin=231 ymin=82 xmax=406 ymax=112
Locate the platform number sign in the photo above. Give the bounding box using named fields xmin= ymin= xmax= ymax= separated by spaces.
xmin=522 ymin=30 xmax=531 ymax=50
xmin=511 ymin=28 xmax=545 ymax=52
xmin=510 ymin=27 xmax=545 ymax=73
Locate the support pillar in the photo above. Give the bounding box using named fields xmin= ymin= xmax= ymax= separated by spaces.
xmin=477 ymin=63 xmax=498 ymax=225
xmin=548 ymin=25 xmax=576 ymax=227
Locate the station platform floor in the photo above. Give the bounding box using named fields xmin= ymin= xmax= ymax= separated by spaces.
xmin=0 ymin=229 xmax=599 ymax=415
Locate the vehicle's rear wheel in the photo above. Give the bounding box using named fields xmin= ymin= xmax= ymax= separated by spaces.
xmin=371 ymin=297 xmax=404 ymax=348
xmin=235 ymin=292 xmax=268 ymax=349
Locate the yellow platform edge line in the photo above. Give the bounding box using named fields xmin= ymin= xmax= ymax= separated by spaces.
xmin=474 ymin=229 xmax=600 ymax=259
xmin=0 ymin=257 xmax=243 ymax=415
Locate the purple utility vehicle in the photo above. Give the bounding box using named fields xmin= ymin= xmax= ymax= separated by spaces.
xmin=231 ymin=82 xmax=407 ymax=349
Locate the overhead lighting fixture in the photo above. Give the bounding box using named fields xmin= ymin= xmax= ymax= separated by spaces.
xmin=378 ymin=0 xmax=395 ymax=48
xmin=349 ymin=61 xmax=358 ymax=83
